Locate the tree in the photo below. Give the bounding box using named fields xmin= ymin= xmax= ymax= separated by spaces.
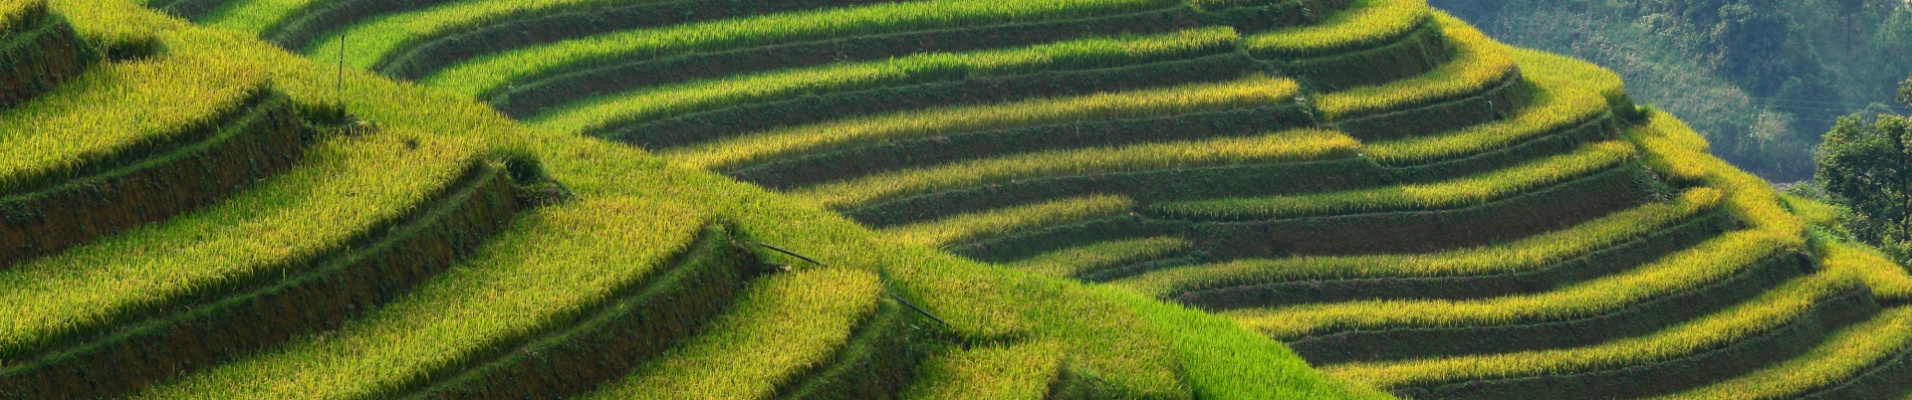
xmin=1901 ymin=74 xmax=1912 ymax=107
xmin=1816 ymin=75 xmax=1912 ymax=249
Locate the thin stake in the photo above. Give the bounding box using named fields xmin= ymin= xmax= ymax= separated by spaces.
xmin=889 ymin=292 xmax=950 ymax=326
xmin=337 ymin=34 xmax=345 ymax=111
xmin=751 ymin=242 xmax=823 ymax=266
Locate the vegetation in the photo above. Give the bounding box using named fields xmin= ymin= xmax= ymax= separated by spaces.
xmin=10 ymin=0 xmax=1912 ymax=397
xmin=1118 ymin=188 xmax=1720 ymax=295
xmin=1152 ymin=141 xmax=1632 ymax=220
xmin=1312 ymin=14 xmax=1516 ymax=121
xmin=3 ymin=1 xmax=1413 ymax=398
xmin=791 ymin=128 xmax=1357 ymax=209
xmin=880 ymin=195 xmax=1135 ymax=247
xmin=580 ymin=267 xmax=883 ymax=399
xmin=532 ymin=27 xmax=1241 ymax=135
xmin=422 ymin=0 xmax=1182 ymax=97
xmin=1433 ymin=0 xmax=1912 ymax=181
xmin=665 ymin=76 xmax=1301 ymax=171
xmin=1654 ymin=305 xmax=1912 ymax=399
xmin=0 ymin=55 xmax=265 ymax=194
xmin=1810 ymin=76 xmax=1912 ymax=264
xmin=1011 ymin=237 xmax=1192 ymax=278
xmin=0 ymin=134 xmax=481 ymax=359
xmin=1243 ymin=0 xmax=1428 ymax=59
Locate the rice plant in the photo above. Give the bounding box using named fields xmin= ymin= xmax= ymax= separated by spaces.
xmin=1226 ymin=228 xmax=1797 ymax=339
xmin=0 ymin=0 xmax=40 ymax=30
xmin=1243 ymin=0 xmax=1428 ymax=59
xmin=1152 ymin=141 xmax=1633 ymax=220
xmin=299 ymin=0 xmax=635 ymax=69
xmin=1362 ymin=60 xmax=1612 ymax=166
xmin=0 ymin=54 xmax=266 ymax=195
xmin=200 ymin=0 xmax=322 ymax=34
xmin=1117 ymin=188 xmax=1721 ymax=296
xmin=666 ymin=75 xmax=1302 ymax=171
xmin=424 ymin=0 xmax=1183 ymax=97
xmin=1651 ymin=306 xmax=1912 ymax=400
xmin=791 ymin=128 xmax=1355 ymax=209
xmin=533 ymin=27 xmax=1241 ymax=135
xmin=1011 ymin=236 xmax=1192 ymax=278
xmin=1324 ymin=270 xmax=1862 ymax=388
xmin=878 ymin=195 xmax=1135 ymax=247
xmin=903 ymin=341 xmax=1066 ymax=400
xmin=0 ymin=133 xmax=484 ymax=360
xmin=582 ymin=268 xmax=883 ymax=399
xmin=129 ymin=197 xmax=715 ymax=398
xmin=1312 ymin=13 xmax=1517 ymax=121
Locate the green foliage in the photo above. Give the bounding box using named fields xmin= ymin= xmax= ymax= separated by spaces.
xmin=902 ymin=341 xmax=1065 ymax=400
xmin=1814 ymin=111 xmax=1912 ymax=252
xmin=1899 ymin=73 xmax=1912 ymax=106
xmin=1363 ymin=63 xmax=1611 ymax=166
xmin=532 ymin=27 xmax=1241 ymax=135
xmin=1152 ymin=141 xmax=1633 ymax=220
xmin=1312 ymin=13 xmax=1516 ymax=121
xmin=1242 ymin=0 xmax=1428 ymax=59
xmin=201 ymin=0 xmax=323 ymax=34
xmin=0 ymin=133 xmax=482 ymax=363
xmin=666 ymin=75 xmax=1303 ymax=171
xmin=582 ymin=268 xmax=882 ymax=399
xmin=1655 ymin=305 xmax=1912 ymax=400
xmin=1327 ymin=271 xmax=1864 ymax=390
xmin=1433 ymin=0 xmax=1912 ymax=181
xmin=879 ymin=195 xmax=1136 ymax=247
xmin=1011 ymin=236 xmax=1192 ymax=278
xmin=0 ymin=54 xmax=266 ymax=195
xmin=297 ymin=0 xmax=632 ymax=68
xmin=790 ymin=128 xmax=1357 ymax=209
xmin=422 ymin=0 xmax=1183 ymax=97
xmin=1117 ymin=188 xmax=1721 ymax=295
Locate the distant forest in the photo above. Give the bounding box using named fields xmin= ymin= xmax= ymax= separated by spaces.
xmin=1432 ymin=0 xmax=1912 ymax=182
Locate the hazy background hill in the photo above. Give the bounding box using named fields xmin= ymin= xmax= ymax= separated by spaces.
xmin=1432 ymin=0 xmax=1912 ymax=182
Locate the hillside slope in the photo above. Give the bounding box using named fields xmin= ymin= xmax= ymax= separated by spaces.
xmin=4 ymin=0 xmax=1912 ymax=398
xmin=0 ymin=1 xmax=1387 ymax=399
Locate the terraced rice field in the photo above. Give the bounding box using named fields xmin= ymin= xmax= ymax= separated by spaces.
xmin=3 ymin=0 xmax=1907 ymax=397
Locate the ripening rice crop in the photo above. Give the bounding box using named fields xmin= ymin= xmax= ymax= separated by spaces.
xmin=1243 ymin=0 xmax=1429 ymax=59
xmin=424 ymin=0 xmax=1184 ymax=97
xmin=1508 ymin=47 xmax=1629 ymax=106
xmin=533 ymin=27 xmax=1242 ymax=135
xmin=1324 ymin=270 xmax=1863 ymax=386
xmin=901 ymin=341 xmax=1066 ymax=400
xmin=1117 ymin=188 xmax=1721 ymax=296
xmin=666 ymin=75 xmax=1303 ymax=171
xmin=0 ymin=54 xmax=265 ymax=195
xmin=582 ymin=268 xmax=883 ymax=399
xmin=0 ymin=133 xmax=484 ymax=360
xmin=1362 ymin=70 xmax=1610 ymax=166
xmin=790 ymin=128 xmax=1357 ymax=209
xmin=1312 ymin=13 xmax=1517 ymax=121
xmin=1651 ymin=306 xmax=1912 ymax=400
xmin=1226 ymin=228 xmax=1796 ymax=339
xmin=878 ymin=195 xmax=1136 ymax=247
xmin=1151 ymin=141 xmax=1633 ymax=220
xmin=199 ymin=0 xmax=323 ymax=34
xmin=1 ymin=0 xmax=40 ymax=30
xmin=1011 ymin=237 xmax=1193 ymax=278
xmin=130 ymin=197 xmax=712 ymax=399
xmin=301 ymin=0 xmax=635 ymax=68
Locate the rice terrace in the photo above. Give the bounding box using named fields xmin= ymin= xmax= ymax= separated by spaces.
xmin=2 ymin=0 xmax=1911 ymax=398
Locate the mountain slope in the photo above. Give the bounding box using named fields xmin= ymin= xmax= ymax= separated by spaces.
xmin=3 ymin=0 xmax=1910 ymax=398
